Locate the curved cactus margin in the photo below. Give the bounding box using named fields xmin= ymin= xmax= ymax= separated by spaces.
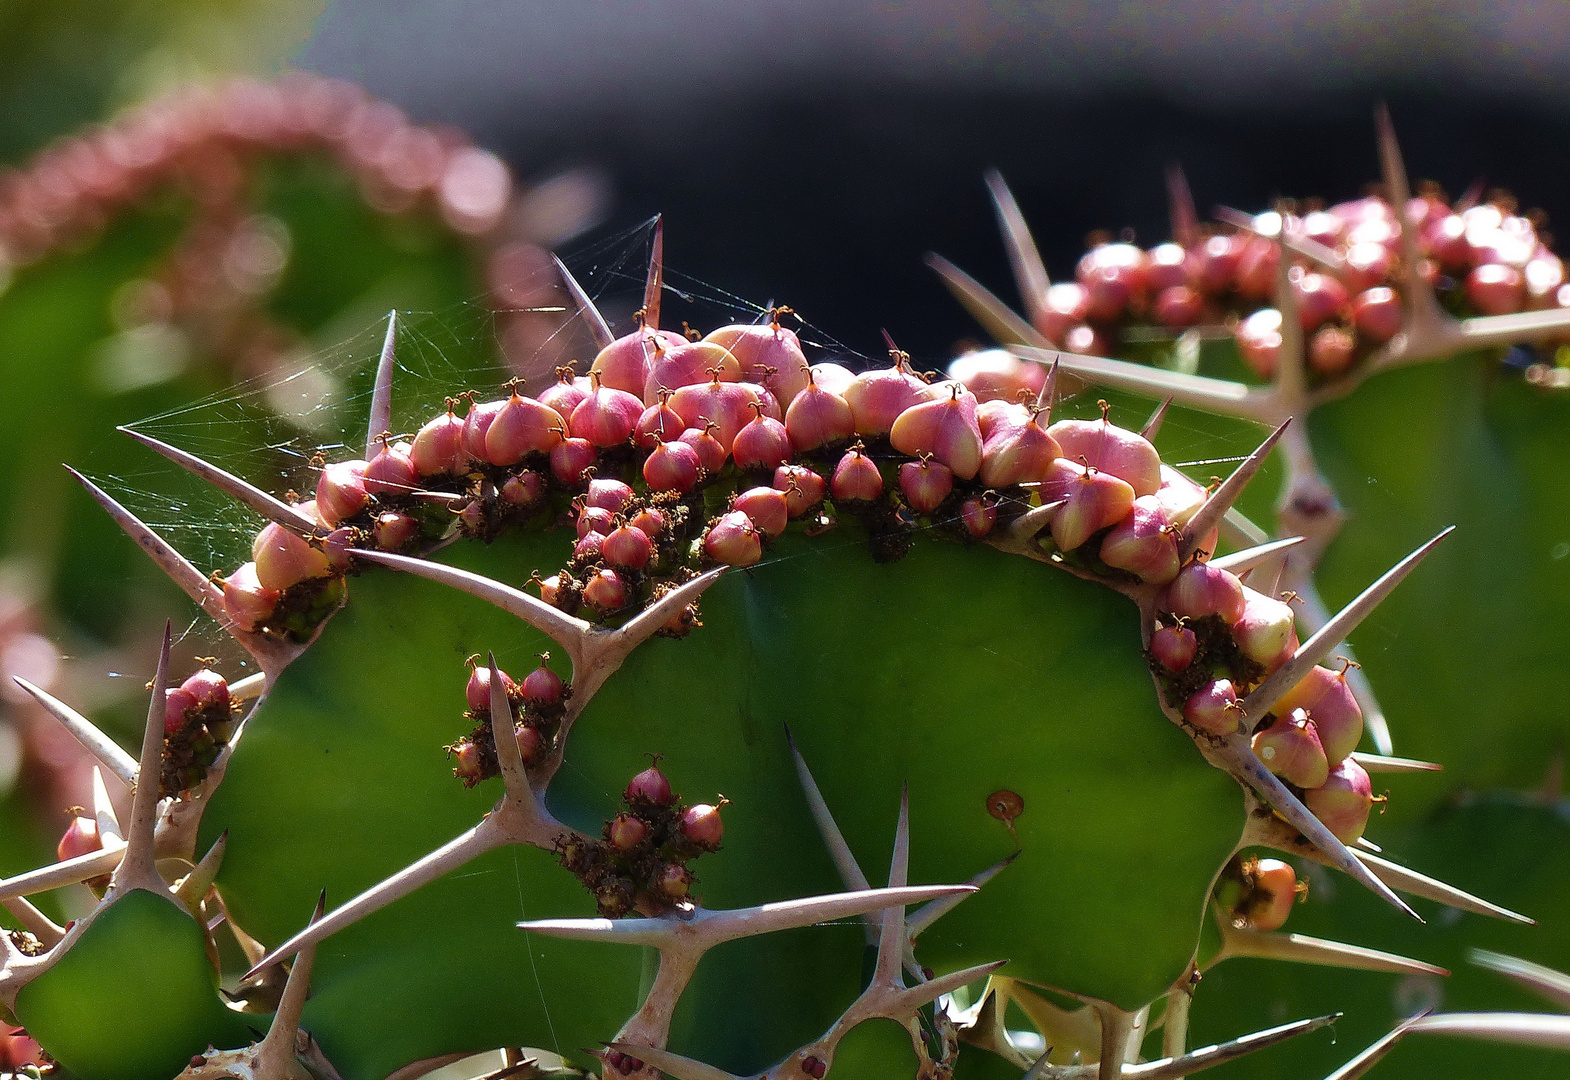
xmin=0 ymin=233 xmax=1534 ymax=1080
xmin=931 ymin=106 xmax=1570 ymax=761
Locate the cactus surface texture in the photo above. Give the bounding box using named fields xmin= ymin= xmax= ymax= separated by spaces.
xmin=1 ymin=103 xmax=1569 ymax=1080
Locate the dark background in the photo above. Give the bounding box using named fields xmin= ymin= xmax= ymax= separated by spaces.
xmin=295 ymin=1 xmax=1570 ymax=362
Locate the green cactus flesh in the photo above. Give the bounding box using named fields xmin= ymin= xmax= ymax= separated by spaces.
xmin=13 ymin=890 xmax=249 ymax=1080
xmin=195 ymin=525 xmax=1237 ymax=1077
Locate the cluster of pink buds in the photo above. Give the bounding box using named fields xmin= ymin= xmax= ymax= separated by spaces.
xmin=556 ymin=758 xmax=725 ymax=917
xmin=446 ymin=655 xmax=567 ymax=787
xmin=0 ymin=73 xmax=516 ymax=269
xmin=1151 ymin=551 xmax=1382 ymax=841
xmin=1218 ymin=854 xmax=1307 ymax=932
xmin=159 ymin=665 xmax=235 ymax=796
xmin=947 ymin=186 xmax=1567 ymax=402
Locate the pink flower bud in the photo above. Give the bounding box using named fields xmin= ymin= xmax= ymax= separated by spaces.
xmin=643 ymin=439 xmax=702 ymax=493
xmin=679 ymin=423 xmax=729 ymax=475
xmin=576 ymin=506 xmax=616 ymax=539
xmin=590 ymin=329 xmax=662 ymax=396
xmin=785 ymin=379 xmax=855 ymax=451
xmin=706 ymin=319 xmax=810 ymax=405
xmin=550 ymin=437 xmax=597 ymax=485
xmin=1052 ymin=468 xmax=1136 ymax=552
xmin=774 ymin=466 xmax=827 ymax=517
xmin=1048 ymin=409 xmax=1161 ymax=496
xmin=508 ymin=661 xmax=558 ymax=711
xmin=681 ymin=803 xmax=725 ymax=848
xmin=372 ymin=511 xmax=420 ymax=552
xmin=843 ymin=364 xmax=935 ymax=436
xmin=179 ymin=668 xmax=230 ymax=713
xmin=1163 ymin=561 xmax=1246 ymax=624
xmin=411 ymin=408 xmax=467 ymax=476
xmin=603 ymin=524 xmax=654 ymax=570
xmin=1273 ymin=663 xmax=1363 ymax=765
xmin=735 ymin=487 xmax=789 ymax=538
xmin=831 ymin=444 xmax=884 ymax=501
xmin=466 ymin=664 xmax=515 ymax=712
xmin=890 ymin=384 xmax=984 ymax=479
xmin=630 ymin=507 xmax=666 ymax=538
xmin=732 ymin=405 xmax=792 ymax=471
xmin=655 ymin=862 xmax=692 ymax=899
xmin=315 ymin=459 xmax=369 ymax=525
xmin=1305 ymin=758 xmax=1377 ymax=843
xmin=1351 ymin=287 xmax=1402 ymax=344
xmin=703 ymin=511 xmax=763 ymax=567
xmin=609 ymin=812 xmax=650 ymax=851
xmin=583 ymin=478 xmax=635 ymax=515
xmin=57 ymin=815 xmax=102 ymax=862
xmin=252 ymin=522 xmax=332 ymax=591
xmin=643 ymin=340 xmax=739 ymax=401
xmin=500 ymin=470 xmax=545 ymax=506
xmin=670 ymin=377 xmax=762 ymax=452
xmin=1184 ymin=679 xmax=1241 ymax=735
xmin=1150 ymin=625 xmax=1197 ymax=673
xmin=626 ymin=762 xmax=674 ymax=805
xmin=899 ymin=457 xmax=953 ymax=514
xmin=1252 ymin=709 xmax=1330 ymax=788
xmin=978 ymin=408 xmax=1061 ymax=487
xmin=1247 ymin=858 xmax=1300 ymax=931
xmin=1098 ymin=495 xmax=1180 ymax=584
xmin=635 ymin=396 xmax=685 ymax=450
xmin=363 ymin=442 xmax=418 ymax=496
xmin=570 ymin=378 xmax=645 ymax=447
xmin=486 ymin=394 xmax=568 ymax=465
xmin=1234 ymin=308 xmax=1283 ymax=380
xmin=583 ymin=568 xmax=629 ymax=612
xmin=460 ymin=399 xmax=505 ymax=464
xmin=164 ymin=686 xmax=198 ymax=734
xmin=959 ymin=496 xmax=997 ymax=538
xmin=1231 ymin=588 xmax=1297 ymax=667
xmin=222 ymin=562 xmax=280 ymax=632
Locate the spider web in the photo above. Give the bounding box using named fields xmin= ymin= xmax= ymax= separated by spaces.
xmin=88 ymin=217 xmax=1272 ymax=659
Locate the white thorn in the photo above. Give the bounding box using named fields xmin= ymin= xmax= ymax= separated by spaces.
xmin=488 ymin=653 xmax=532 ymax=806
xmin=784 ymin=728 xmax=874 ymax=942
xmin=1353 ymin=851 xmax=1533 ymax=924
xmin=367 ymin=310 xmax=398 ymax=459
xmin=605 ymin=1044 xmax=740 ymax=1080
xmin=907 ymin=851 xmax=1016 ymax=940
xmin=1405 ymin=1011 xmax=1570 ymax=1049
xmin=874 ymin=786 xmax=911 ymax=986
xmin=1141 ymin=398 xmax=1173 ymax=442
xmin=117 ymin=428 xmax=320 ymax=537
xmin=256 ymin=892 xmax=326 ymax=1077
xmin=985 ymin=169 xmax=1052 ymax=325
xmin=1208 ymin=536 xmax=1307 ymax=576
xmin=1011 ymin=344 xmax=1279 ymax=423
xmin=1177 ymin=419 xmax=1290 ymax=562
xmin=1 ymin=897 xmax=63 ymax=947
xmin=1470 ymin=951 xmax=1570 ymax=1010
xmin=927 ymin=253 xmax=1054 ymax=348
xmin=1350 ymin=752 xmax=1441 ymax=774
xmin=1217 ymin=738 xmax=1420 ymax=920
xmin=1218 ymin=925 xmax=1446 ymax=977
xmin=1008 ymin=499 xmax=1065 ymax=542
xmin=0 ymin=845 xmax=125 ymax=901
xmin=552 ymin=254 xmax=615 ymax=349
xmin=1240 ymin=527 xmax=1453 ymax=726
xmin=12 ymin=678 xmax=137 ymax=786
xmin=643 ymin=216 xmax=664 ymax=332
xmin=612 ymin=567 xmax=727 ymax=658
xmin=352 ymin=549 xmax=592 ymax=666
xmin=1320 ymin=1011 xmax=1428 ymax=1080
xmin=109 ymin=623 xmax=171 ymax=895
xmin=91 ymin=766 xmax=123 ymax=842
xmin=248 ymin=818 xmax=503 ymax=977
